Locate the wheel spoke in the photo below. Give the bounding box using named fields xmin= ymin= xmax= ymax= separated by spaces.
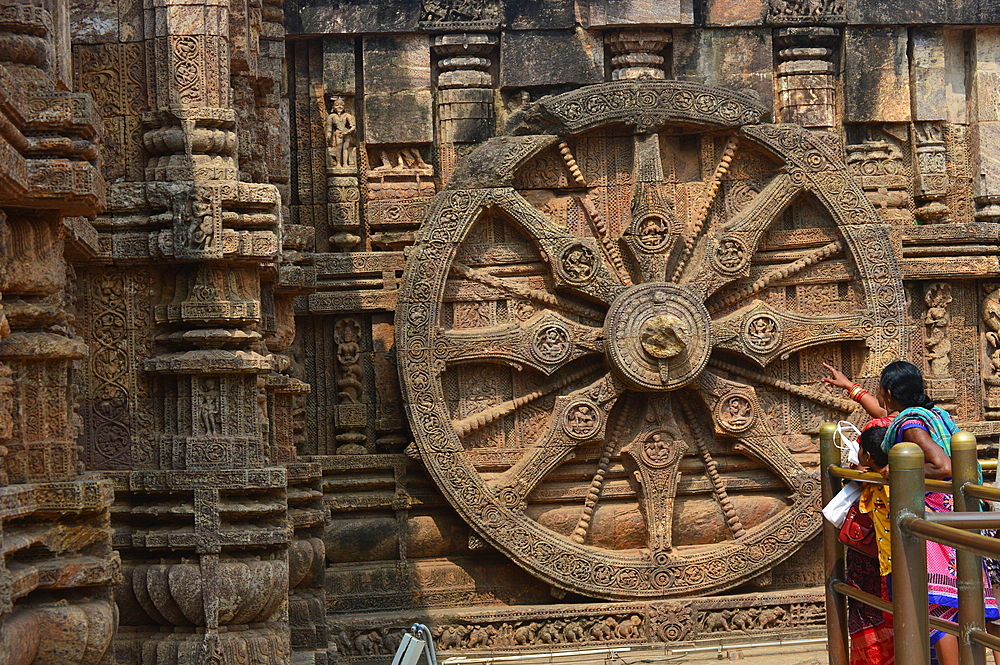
xmin=621 ymin=399 xmax=688 ymax=553
xmin=491 ymin=372 xmax=624 ymax=509
xmin=695 ymin=370 xmax=809 ymax=487
xmin=440 ymin=310 xmax=603 ymax=376
xmin=495 ymin=192 xmax=629 ymax=306
xmin=452 ymin=365 xmax=600 ymax=438
xmin=577 ymin=195 xmax=634 ymax=287
xmin=707 ymin=358 xmax=856 ymax=413
xmin=712 ymin=301 xmax=867 ymax=367
xmin=570 ymin=400 xmax=635 ymax=544
xmin=708 ymin=240 xmax=844 ymax=312
xmin=672 ymin=134 xmax=741 ymax=281
xmin=450 ymin=261 xmax=605 ymax=322
xmin=682 ymin=173 xmax=800 ymax=296
xmin=678 ymin=396 xmax=746 ymax=539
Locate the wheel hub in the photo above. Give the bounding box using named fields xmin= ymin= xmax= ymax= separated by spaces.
xmin=605 ymin=283 xmax=712 ymax=391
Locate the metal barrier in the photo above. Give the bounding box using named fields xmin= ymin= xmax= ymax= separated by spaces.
xmin=820 ymin=422 xmax=1000 ymax=665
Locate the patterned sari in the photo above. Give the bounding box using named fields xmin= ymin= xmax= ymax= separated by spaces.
xmin=883 ymin=406 xmax=999 ymax=644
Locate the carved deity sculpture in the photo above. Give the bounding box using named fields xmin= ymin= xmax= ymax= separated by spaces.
xmin=198 ymin=377 xmax=222 ymax=435
xmin=326 ymin=96 xmax=357 ymax=169
xmin=924 ymin=282 xmax=953 ymax=376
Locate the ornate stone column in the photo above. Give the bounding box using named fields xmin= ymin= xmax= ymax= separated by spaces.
xmin=70 ymin=0 xmax=292 ymax=661
xmin=606 ymin=29 xmax=671 ymax=80
xmin=0 ymin=2 xmax=116 ymax=664
xmin=774 ymin=27 xmax=840 ymax=130
xmin=434 ymin=32 xmax=498 ymax=183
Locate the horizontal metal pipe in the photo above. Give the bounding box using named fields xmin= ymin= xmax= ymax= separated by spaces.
xmin=830 ymin=581 xmax=959 ymax=636
xmin=926 ymin=478 xmax=952 ymax=493
xmin=982 ymin=459 xmax=997 ymax=471
xmin=925 ymin=512 xmax=1000 ymax=528
xmin=829 ymin=466 xmax=886 ymax=484
xmin=901 ymin=515 xmax=1000 ymax=558
xmin=965 ymin=484 xmax=1000 ymax=502
xmin=831 ymin=581 xmax=891 ymax=613
xmin=970 ymin=629 xmax=1000 ymax=652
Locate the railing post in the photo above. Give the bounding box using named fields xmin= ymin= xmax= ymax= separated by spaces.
xmin=891 ymin=441 xmax=931 ymax=665
xmin=820 ymin=421 xmax=848 ymax=665
xmin=953 ymin=431 xmax=986 ymax=665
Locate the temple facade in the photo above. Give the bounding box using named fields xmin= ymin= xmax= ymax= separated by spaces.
xmin=2 ymin=0 xmax=1000 ymax=662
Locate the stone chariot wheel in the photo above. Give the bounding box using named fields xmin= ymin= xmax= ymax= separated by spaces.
xmin=397 ymin=81 xmax=904 ymax=599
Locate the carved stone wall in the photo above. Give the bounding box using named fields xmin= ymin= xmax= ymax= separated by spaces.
xmin=282 ymin=0 xmax=1000 ymax=660
xmin=0 ymin=0 xmax=999 ymax=663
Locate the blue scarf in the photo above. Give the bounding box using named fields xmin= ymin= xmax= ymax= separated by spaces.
xmin=882 ymin=406 xmax=981 ymax=483
xmin=881 ymin=406 xmax=958 ymax=456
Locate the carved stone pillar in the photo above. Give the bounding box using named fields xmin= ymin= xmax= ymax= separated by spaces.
xmin=983 ymin=285 xmax=1000 ymax=419
xmin=922 ymin=282 xmax=956 ymax=412
xmin=970 ymin=29 xmax=1000 ymax=223
xmin=73 ymin=0 xmax=294 ymax=661
xmin=606 ymin=29 xmax=671 ymax=80
xmin=913 ymin=121 xmax=951 ymax=222
xmin=845 ymin=138 xmax=913 ymax=224
xmin=0 ymin=3 xmax=116 ymax=664
xmin=774 ymin=27 xmax=840 ymax=130
xmin=434 ymin=33 xmax=498 ymax=183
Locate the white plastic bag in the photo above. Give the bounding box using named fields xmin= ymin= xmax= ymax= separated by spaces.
xmin=822 ymin=481 xmax=863 ymax=527
xmin=836 ymin=420 xmax=862 ymax=467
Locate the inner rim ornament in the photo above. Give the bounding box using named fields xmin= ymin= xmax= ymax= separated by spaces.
xmin=397 ymin=80 xmax=905 ymax=600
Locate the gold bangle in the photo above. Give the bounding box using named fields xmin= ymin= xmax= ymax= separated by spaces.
xmin=847 ymin=384 xmax=863 ymax=400
xmin=852 ymin=389 xmax=868 ymax=403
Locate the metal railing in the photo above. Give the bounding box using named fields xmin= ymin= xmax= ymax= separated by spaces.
xmin=820 ymin=422 xmax=1000 ymax=665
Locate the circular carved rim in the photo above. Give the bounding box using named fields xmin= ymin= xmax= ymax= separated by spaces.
xmin=398 ymin=81 xmax=905 ymax=599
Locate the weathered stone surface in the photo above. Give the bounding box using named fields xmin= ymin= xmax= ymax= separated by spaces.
xmin=583 ymin=0 xmax=694 ymax=28
xmin=702 ymin=0 xmax=766 ymax=26
xmin=500 ymin=29 xmax=604 ymax=88
xmin=911 ymin=28 xmax=969 ymax=123
xmin=505 ymin=0 xmax=577 ymax=29
xmin=363 ymin=35 xmax=433 ymax=144
xmin=673 ymin=28 xmax=773 ymax=110
xmin=324 ymin=36 xmax=356 ymax=95
xmin=844 ymin=26 xmax=912 ymax=122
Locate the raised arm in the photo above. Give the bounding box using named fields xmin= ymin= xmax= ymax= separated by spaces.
xmin=821 ymin=362 xmax=888 ymax=418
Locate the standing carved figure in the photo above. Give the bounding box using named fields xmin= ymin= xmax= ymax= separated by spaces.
xmin=334 ymin=318 xmax=363 ymax=404
xmin=924 ymin=282 xmax=953 ymax=376
xmin=985 ymin=287 xmax=1000 ymax=373
xmin=326 ymin=96 xmax=357 ymax=169
xmin=198 ymin=377 xmax=221 ymax=436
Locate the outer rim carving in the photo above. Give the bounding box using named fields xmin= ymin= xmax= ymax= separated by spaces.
xmin=397 ymin=80 xmax=905 ymax=600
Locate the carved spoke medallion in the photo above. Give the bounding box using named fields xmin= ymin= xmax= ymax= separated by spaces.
xmin=397 ymin=80 xmax=904 ymax=599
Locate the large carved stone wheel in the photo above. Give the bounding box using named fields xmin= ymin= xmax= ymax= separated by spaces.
xmin=398 ymin=81 xmax=904 ymax=599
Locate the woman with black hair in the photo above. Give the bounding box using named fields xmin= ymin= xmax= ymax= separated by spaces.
xmin=825 ymin=360 xmax=1000 ymax=665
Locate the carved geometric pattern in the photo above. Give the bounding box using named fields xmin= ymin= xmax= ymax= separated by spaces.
xmin=397 ymin=80 xmax=903 ymax=599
